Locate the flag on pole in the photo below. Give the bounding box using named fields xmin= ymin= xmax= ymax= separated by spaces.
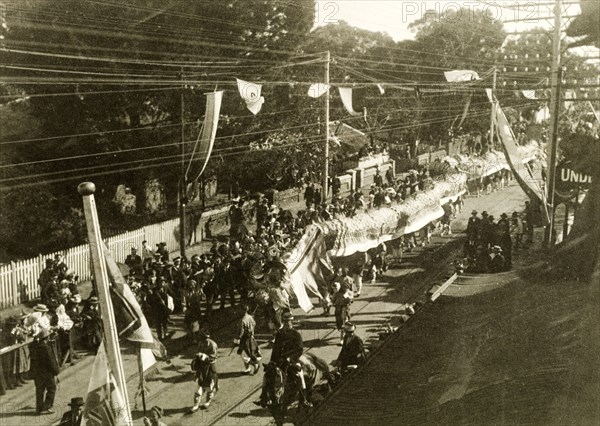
xmin=82 ymin=343 xmax=130 ymax=426
xmin=493 ymin=102 xmax=549 ymax=224
xmin=236 ymin=78 xmax=264 ymax=115
xmin=308 ymin=83 xmax=330 ymax=98
xmin=338 ymin=87 xmax=362 ymax=116
xmin=285 ymin=226 xmax=332 ymax=312
xmin=103 ymin=244 xmax=155 ymax=350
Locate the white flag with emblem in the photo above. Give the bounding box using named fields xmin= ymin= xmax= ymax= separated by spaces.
xmin=308 ymin=83 xmax=330 ymax=98
xmin=236 ymin=78 xmax=264 ymax=115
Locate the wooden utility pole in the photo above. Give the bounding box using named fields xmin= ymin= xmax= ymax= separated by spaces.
xmin=179 ymin=69 xmax=187 ymax=258
xmin=545 ymin=0 xmax=563 ymax=247
xmin=323 ymin=51 xmax=330 ymax=203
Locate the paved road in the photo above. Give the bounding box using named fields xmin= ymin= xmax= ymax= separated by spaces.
xmin=0 ymin=183 xmax=528 ymax=426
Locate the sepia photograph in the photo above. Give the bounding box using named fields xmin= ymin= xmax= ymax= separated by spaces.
xmin=0 ymin=1 xmax=598 ymax=425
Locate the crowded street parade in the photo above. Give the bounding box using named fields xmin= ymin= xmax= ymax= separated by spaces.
xmin=0 ymin=1 xmax=599 ymax=426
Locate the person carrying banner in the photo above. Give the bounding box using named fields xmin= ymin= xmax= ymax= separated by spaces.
xmin=190 ymin=329 xmax=219 ymax=412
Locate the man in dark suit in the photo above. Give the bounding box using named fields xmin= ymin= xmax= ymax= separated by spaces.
xmin=59 ymin=397 xmax=84 ymax=426
xmin=254 ymin=311 xmax=303 ymax=408
xmin=466 ymin=210 xmax=481 ymax=245
xmin=125 ymin=247 xmax=143 ymax=276
xmin=30 ymin=329 xmax=60 ymax=414
xmin=335 ymin=322 xmax=367 ymax=370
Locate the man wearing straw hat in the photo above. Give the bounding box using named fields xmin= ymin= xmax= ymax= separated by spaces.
xmin=30 ymin=326 xmax=60 ymax=415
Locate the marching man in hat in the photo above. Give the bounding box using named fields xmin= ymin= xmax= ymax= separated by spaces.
xmin=58 ymin=397 xmax=84 ymax=426
xmin=334 ymin=322 xmax=367 ymax=372
xmin=190 ymin=329 xmax=219 ymax=412
xmin=235 ymin=304 xmax=262 ymax=375
xmin=254 ymin=311 xmax=308 ymax=408
xmin=143 ymin=406 xmax=167 ymax=426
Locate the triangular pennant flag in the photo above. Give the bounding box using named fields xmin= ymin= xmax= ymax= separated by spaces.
xmin=236 ymin=78 xmax=264 ymax=115
xmin=377 ymin=84 xmax=385 ymax=95
xmin=246 ymin=97 xmax=264 ymax=115
xmin=82 ymin=343 xmax=130 ymax=426
xmin=444 ymin=70 xmax=480 ymax=82
xmin=485 ymin=88 xmax=493 ymax=102
xmin=338 ymin=87 xmax=362 ymax=116
xmin=188 ymin=91 xmax=223 ymax=181
xmin=521 ymin=89 xmax=537 ymax=99
xmin=308 ymin=83 xmax=330 ymax=98
xmin=456 ymin=93 xmax=473 ymax=129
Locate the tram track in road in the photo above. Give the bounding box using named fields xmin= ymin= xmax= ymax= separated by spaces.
xmin=205 ymin=235 xmax=464 ymax=425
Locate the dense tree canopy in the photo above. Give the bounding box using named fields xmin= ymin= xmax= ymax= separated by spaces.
xmin=0 ymin=3 xmax=597 ymax=260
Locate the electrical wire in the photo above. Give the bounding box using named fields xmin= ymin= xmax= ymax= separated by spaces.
xmin=0 ymin=101 xmax=540 ymax=188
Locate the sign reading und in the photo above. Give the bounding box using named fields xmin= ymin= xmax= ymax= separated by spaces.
xmin=555 ymin=160 xmax=592 ymax=200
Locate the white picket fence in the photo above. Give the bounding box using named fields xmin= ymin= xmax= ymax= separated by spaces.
xmin=0 ymin=218 xmax=180 ymax=309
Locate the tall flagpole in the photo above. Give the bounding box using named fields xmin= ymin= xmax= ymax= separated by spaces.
xmin=489 ymin=65 xmax=497 ymax=151
xmin=323 ymin=50 xmax=331 ymax=203
xmin=78 ymin=182 xmax=133 ymax=426
xmin=545 ymin=0 xmax=562 ymax=247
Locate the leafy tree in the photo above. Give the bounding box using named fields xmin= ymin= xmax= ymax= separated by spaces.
xmin=0 ymin=0 xmax=315 ymax=259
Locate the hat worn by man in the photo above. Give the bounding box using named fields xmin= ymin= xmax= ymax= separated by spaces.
xmin=68 ymin=397 xmax=85 ymax=407
xmin=33 ymin=304 xmax=49 ymax=313
xmin=282 ymin=311 xmax=294 ymax=322
xmin=500 ymin=213 xmax=508 ymax=219
xmin=198 ymin=328 xmax=210 ymax=339
xmin=492 ymin=245 xmax=503 ymax=252
xmin=89 ymin=296 xmax=99 ymax=305
xmin=343 ymin=322 xmax=356 ymax=333
xmin=150 ymin=406 xmax=163 ymax=418
xmin=482 ymin=211 xmax=488 ymax=216
xmin=471 ymin=210 xmax=477 ymax=215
